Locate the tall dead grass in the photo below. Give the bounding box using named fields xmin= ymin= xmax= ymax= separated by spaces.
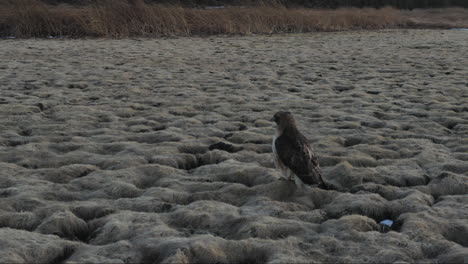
xmin=0 ymin=0 xmax=467 ymax=38
xmin=0 ymin=0 xmax=88 ymax=37
xmin=402 ymin=7 xmax=468 ymax=28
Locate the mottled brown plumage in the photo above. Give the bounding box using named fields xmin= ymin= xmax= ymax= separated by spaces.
xmin=271 ymin=111 xmax=328 ymax=189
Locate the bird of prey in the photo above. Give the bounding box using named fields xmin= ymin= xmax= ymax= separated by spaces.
xmin=271 ymin=111 xmax=328 ymax=189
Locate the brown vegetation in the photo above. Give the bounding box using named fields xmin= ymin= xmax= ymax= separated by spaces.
xmin=0 ymin=0 xmax=467 ymax=38
xmin=402 ymin=7 xmax=468 ymax=28
xmin=28 ymin=0 xmax=468 ymax=9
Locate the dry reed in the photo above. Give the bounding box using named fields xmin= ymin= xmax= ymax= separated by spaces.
xmin=0 ymin=0 xmax=467 ymax=38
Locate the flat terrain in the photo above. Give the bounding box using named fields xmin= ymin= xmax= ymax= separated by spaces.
xmin=0 ymin=30 xmax=467 ymax=263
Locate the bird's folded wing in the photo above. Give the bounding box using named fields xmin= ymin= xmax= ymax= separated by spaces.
xmin=274 ymin=134 xmax=322 ymax=185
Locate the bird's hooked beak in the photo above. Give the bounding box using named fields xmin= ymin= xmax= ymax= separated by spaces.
xmin=270 ymin=114 xmax=277 ymax=122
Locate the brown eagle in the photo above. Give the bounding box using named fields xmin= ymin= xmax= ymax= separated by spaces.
xmin=271 ymin=111 xmax=328 ymax=189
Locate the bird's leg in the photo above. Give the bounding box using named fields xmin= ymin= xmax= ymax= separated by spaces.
xmin=278 ymin=168 xmax=289 ymax=181
xmin=287 ymin=170 xmax=295 ymax=182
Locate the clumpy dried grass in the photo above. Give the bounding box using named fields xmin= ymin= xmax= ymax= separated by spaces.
xmin=36 ymin=210 xmax=90 ymax=241
xmin=0 ymin=212 xmax=40 ymax=231
xmin=2 ymin=0 xmax=467 ymax=38
xmin=0 ymin=228 xmax=79 ymax=264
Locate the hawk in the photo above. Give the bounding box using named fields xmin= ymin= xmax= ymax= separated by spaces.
xmin=271 ymin=111 xmax=328 ymax=189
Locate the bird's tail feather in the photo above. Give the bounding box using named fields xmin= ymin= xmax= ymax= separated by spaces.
xmin=314 ymin=166 xmax=334 ymax=191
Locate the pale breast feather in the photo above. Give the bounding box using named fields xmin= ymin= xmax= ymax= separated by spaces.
xmin=272 ymin=135 xmax=286 ymax=170
xmin=272 ymin=135 xmax=277 ymax=156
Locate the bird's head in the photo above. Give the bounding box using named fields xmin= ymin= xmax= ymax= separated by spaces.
xmin=271 ymin=111 xmax=296 ymax=132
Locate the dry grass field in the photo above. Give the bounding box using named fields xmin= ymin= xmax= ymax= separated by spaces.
xmin=0 ymin=29 xmax=467 ymax=263
xmin=1 ymin=0 xmax=468 ymax=38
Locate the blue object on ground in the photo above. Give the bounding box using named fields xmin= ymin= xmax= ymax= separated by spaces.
xmin=379 ymin=220 xmax=393 ymax=227
xmin=452 ymin=28 xmax=468 ymax=31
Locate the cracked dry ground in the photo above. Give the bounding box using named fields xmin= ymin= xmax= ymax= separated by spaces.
xmin=0 ymin=29 xmax=467 ymax=263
